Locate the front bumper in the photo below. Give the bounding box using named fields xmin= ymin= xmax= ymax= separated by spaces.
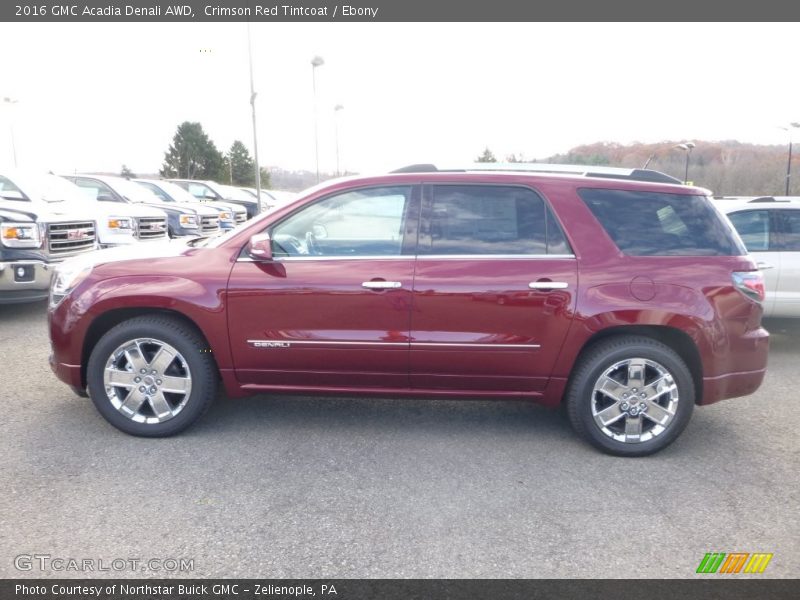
xmin=49 ymin=353 xmax=84 ymax=391
xmin=0 ymin=260 xmax=53 ymax=304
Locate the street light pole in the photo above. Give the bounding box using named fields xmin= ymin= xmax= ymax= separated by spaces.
xmin=674 ymin=142 xmax=695 ymax=184
xmin=247 ymin=23 xmax=262 ymax=214
xmin=311 ymin=55 xmax=324 ymax=183
xmin=334 ymin=104 xmax=343 ymax=176
xmin=781 ymin=123 xmax=800 ymax=196
xmin=3 ymin=97 xmax=18 ymax=167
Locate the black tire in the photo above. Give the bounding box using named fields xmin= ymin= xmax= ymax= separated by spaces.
xmin=86 ymin=315 xmax=218 ymax=437
xmin=565 ymin=336 xmax=695 ymax=457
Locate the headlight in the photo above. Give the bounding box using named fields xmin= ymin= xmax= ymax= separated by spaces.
xmin=50 ymin=260 xmax=93 ymax=307
xmin=179 ymin=214 xmax=198 ymax=227
xmin=218 ymin=211 xmax=231 ymax=221
xmin=107 ymin=217 xmax=133 ymax=230
xmin=1 ymin=222 xmax=42 ymax=248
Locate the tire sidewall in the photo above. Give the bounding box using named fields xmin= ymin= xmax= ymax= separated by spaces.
xmin=87 ymin=319 xmax=213 ymax=437
xmin=570 ymin=340 xmax=695 ymax=457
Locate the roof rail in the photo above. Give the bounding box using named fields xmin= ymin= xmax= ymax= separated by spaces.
xmin=390 ymin=162 xmax=683 ymax=184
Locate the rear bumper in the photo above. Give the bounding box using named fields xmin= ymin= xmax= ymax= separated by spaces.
xmin=700 ymin=326 xmax=769 ymax=405
xmin=0 ymin=260 xmax=53 ymax=303
xmin=701 ymin=368 xmax=767 ymax=405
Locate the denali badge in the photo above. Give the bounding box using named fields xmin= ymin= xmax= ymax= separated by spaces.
xmin=248 ymin=340 xmax=291 ymax=348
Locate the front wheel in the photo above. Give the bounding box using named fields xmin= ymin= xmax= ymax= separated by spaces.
xmin=565 ymin=336 xmax=695 ymax=457
xmin=86 ymin=316 xmax=218 ymax=436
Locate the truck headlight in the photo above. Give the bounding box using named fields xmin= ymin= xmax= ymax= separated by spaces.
xmin=50 ymin=260 xmax=93 ymax=306
xmin=107 ymin=217 xmax=133 ymax=230
xmin=1 ymin=222 xmax=42 ymax=248
xmin=218 ymin=211 xmax=232 ymax=222
xmin=179 ymin=214 xmax=198 ymax=227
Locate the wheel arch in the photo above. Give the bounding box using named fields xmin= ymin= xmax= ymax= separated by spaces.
xmin=568 ymin=325 xmax=703 ymax=405
xmin=80 ymin=308 xmax=217 ymax=389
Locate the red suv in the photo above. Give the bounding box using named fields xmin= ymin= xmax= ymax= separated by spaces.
xmin=48 ymin=165 xmax=769 ymax=456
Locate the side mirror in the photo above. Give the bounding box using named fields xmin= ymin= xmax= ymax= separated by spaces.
xmin=247 ymin=232 xmax=272 ymax=261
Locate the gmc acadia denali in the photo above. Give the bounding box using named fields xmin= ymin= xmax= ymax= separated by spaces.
xmin=48 ymin=164 xmax=769 ymax=455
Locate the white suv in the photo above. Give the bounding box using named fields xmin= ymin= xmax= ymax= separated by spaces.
xmin=716 ymin=196 xmax=800 ymax=317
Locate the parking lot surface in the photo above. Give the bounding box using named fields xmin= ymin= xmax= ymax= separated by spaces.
xmin=1 ymin=301 xmax=797 ymax=578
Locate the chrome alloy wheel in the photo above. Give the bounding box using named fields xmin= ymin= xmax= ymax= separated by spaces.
xmin=590 ymin=357 xmax=679 ymax=444
xmin=103 ymin=338 xmax=193 ymax=424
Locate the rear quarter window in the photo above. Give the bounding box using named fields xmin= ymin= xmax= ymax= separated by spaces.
xmin=578 ymin=188 xmax=745 ymax=256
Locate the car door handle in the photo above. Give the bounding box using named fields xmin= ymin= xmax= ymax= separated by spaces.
xmin=529 ymin=281 xmax=569 ymax=290
xmin=362 ymin=281 xmax=403 ymax=289
xmin=756 ymin=262 xmax=774 ymax=270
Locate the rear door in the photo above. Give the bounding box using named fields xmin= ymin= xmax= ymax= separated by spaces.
xmin=772 ymin=209 xmax=800 ymax=317
xmin=409 ymin=184 xmax=577 ymax=393
xmin=726 ymin=209 xmax=780 ymax=316
xmin=227 ymin=185 xmax=419 ymax=389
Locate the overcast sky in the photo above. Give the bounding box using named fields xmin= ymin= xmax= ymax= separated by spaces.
xmin=0 ymin=22 xmax=798 ymax=179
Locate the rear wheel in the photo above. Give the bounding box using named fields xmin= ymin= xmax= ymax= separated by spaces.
xmin=565 ymin=336 xmax=695 ymax=456
xmin=86 ymin=316 xmax=217 ymax=436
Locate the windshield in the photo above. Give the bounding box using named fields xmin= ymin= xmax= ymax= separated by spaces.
xmin=112 ymin=178 xmax=164 ymax=204
xmin=0 ymin=172 xmax=88 ymax=203
xmin=152 ymin=180 xmax=200 ymax=203
xmin=210 ymin=182 xmax=254 ymax=202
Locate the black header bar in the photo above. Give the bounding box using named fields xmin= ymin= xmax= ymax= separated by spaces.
xmin=3 ymin=0 xmax=800 ymax=22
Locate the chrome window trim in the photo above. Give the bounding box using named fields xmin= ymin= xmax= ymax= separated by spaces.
xmin=237 ymin=253 xmax=575 ymax=263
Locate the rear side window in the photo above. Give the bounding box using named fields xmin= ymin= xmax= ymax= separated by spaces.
xmin=578 ymin=188 xmax=745 ymax=256
xmin=423 ymin=185 xmax=571 ymax=255
xmin=774 ymin=210 xmax=800 ymax=251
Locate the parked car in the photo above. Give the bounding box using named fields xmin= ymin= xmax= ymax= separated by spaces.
xmin=48 ymin=164 xmax=768 ymax=456
xmin=98 ymin=177 xmax=223 ymax=238
xmin=168 ymin=179 xmax=257 ymax=219
xmin=133 ymin=179 xmax=243 ymax=232
xmin=61 ymin=175 xmax=169 ymax=244
xmin=0 ymin=172 xmax=97 ymax=304
xmin=238 ymin=187 xmax=297 ymax=212
xmin=715 ymin=196 xmax=800 ymax=317
xmin=3 ymin=171 xmax=142 ymax=249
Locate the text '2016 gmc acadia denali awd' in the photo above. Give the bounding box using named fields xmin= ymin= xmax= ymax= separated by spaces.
xmin=48 ymin=164 xmax=769 ymax=456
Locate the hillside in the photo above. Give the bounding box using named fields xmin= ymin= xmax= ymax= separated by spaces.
xmin=542 ymin=140 xmax=792 ymax=195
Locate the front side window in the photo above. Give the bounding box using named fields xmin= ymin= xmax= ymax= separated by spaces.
xmin=270 ymin=186 xmax=413 ymax=257
xmin=727 ymin=210 xmax=771 ymax=252
xmin=421 ymin=185 xmax=570 ymax=256
xmin=578 ymin=188 xmax=745 ymax=256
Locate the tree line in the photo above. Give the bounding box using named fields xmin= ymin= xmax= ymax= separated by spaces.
xmin=156 ymin=121 xmax=270 ymax=188
xmin=476 ymin=140 xmax=799 ymax=196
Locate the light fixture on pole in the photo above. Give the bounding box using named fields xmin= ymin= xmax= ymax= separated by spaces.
xmin=311 ymin=55 xmax=325 ymax=183
xmin=246 ymin=25 xmax=262 ymax=214
xmin=334 ymin=104 xmax=344 ymax=176
xmin=3 ymin=97 xmax=18 ymax=168
xmin=674 ymin=142 xmax=695 ymax=184
xmin=779 ymin=123 xmax=800 ymax=196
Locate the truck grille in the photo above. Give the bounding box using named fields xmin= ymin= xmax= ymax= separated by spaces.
xmin=200 ymin=215 xmax=220 ymax=233
xmin=135 ymin=217 xmax=167 ymax=240
xmin=234 ymin=211 xmax=247 ymax=224
xmin=47 ymin=221 xmax=96 ymax=256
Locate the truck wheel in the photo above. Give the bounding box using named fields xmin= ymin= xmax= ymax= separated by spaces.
xmin=86 ymin=316 xmax=217 ymax=436
xmin=565 ymin=336 xmax=694 ymax=457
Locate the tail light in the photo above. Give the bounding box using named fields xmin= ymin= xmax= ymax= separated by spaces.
xmin=732 ymin=271 xmax=765 ymax=303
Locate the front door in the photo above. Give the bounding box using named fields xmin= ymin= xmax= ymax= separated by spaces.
xmin=409 ymin=184 xmax=577 ymax=393
xmin=227 ymin=185 xmax=419 ymax=389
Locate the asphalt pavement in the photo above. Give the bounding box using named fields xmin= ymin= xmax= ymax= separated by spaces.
xmin=1 ymin=300 xmax=797 ymax=578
